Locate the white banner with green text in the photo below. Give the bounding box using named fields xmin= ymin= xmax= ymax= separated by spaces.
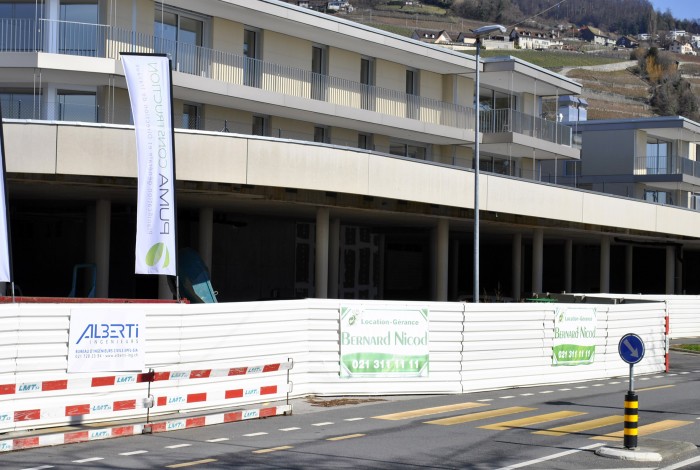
xmin=552 ymin=306 xmax=597 ymax=365
xmin=340 ymin=306 xmax=429 ymax=378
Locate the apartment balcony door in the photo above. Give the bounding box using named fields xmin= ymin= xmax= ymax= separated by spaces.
xmin=311 ymin=45 xmax=328 ymax=101
xmin=0 ymin=2 xmax=43 ymax=52
xmin=406 ymin=69 xmax=419 ymax=119
xmin=360 ymin=57 xmax=375 ymax=111
xmin=244 ymin=28 xmax=261 ymax=88
xmin=155 ymin=8 xmax=204 ymax=75
xmin=646 ymin=139 xmax=669 ymax=174
xmin=59 ymin=1 xmax=100 ymax=57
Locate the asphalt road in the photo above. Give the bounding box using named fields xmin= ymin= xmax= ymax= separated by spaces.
xmin=4 ymin=350 xmax=700 ymax=470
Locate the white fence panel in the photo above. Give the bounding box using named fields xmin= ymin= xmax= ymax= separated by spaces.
xmin=665 ymin=298 xmax=700 ymax=339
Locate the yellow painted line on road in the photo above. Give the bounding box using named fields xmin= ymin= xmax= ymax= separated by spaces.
xmin=374 ymin=402 xmax=488 ymax=421
xmin=166 ymin=459 xmax=218 ymax=468
xmin=327 ymin=433 xmax=366 ymax=441
xmin=425 ymin=407 xmax=535 ymax=426
xmin=252 ymin=445 xmax=294 ymax=454
xmin=637 ymin=384 xmax=675 ymax=392
xmin=592 ymin=420 xmax=692 ymax=441
xmin=534 ymin=415 xmax=623 ymax=436
xmin=480 ymin=411 xmax=587 ymax=431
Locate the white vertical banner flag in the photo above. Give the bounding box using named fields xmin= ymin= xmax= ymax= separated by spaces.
xmin=122 ymin=54 xmax=177 ymax=275
xmin=0 ymin=108 xmax=11 ymax=283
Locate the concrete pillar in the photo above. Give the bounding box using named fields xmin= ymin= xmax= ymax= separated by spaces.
xmin=315 ymin=207 xmax=330 ymax=298
xmin=329 ymin=218 xmax=340 ymax=298
xmin=449 ymin=240 xmax=459 ymax=300
xmin=564 ymin=239 xmax=573 ymax=293
xmin=532 ymin=229 xmax=543 ymax=295
xmin=599 ymin=236 xmax=611 ymax=294
xmin=625 ymin=245 xmax=634 ymax=294
xmin=95 ymin=199 xmax=111 ymax=298
xmin=198 ymin=207 xmax=214 ymax=271
xmin=512 ymin=233 xmax=522 ymax=301
xmin=435 ymin=219 xmax=449 ymax=301
xmin=666 ymin=245 xmax=675 ymax=295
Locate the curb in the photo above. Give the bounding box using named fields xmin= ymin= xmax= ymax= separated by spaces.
xmin=596 ymin=439 xmax=696 ymax=462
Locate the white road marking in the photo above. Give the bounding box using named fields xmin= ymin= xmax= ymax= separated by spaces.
xmin=120 ymin=450 xmax=149 ymax=455
xmin=279 ymin=427 xmax=301 ymax=431
xmin=520 ymin=393 xmax=534 ymax=396
xmin=345 ymin=417 xmax=364 ymax=421
xmin=558 ymin=388 xmax=571 ymax=391
xmin=478 ymin=398 xmax=493 ymax=402
xmin=243 ymin=432 xmax=268 ymax=437
xmin=575 ymin=386 xmax=588 ymax=389
xmin=206 ymin=438 xmax=229 ymax=442
xmin=165 ymin=444 xmax=192 ymax=449
xmin=609 ymin=381 xmax=621 ymax=384
xmin=593 ymin=383 xmax=604 ymax=387
xmin=500 ymin=395 xmax=516 ymax=399
xmin=20 ymin=466 xmax=55 ymax=470
xmin=658 ymin=455 xmax=700 ymax=469
xmin=539 ymin=390 xmax=553 ymax=394
xmin=312 ymin=422 xmax=334 ymax=426
xmin=72 ymin=457 xmax=104 ymax=463
xmin=493 ymin=443 xmax=604 ymax=469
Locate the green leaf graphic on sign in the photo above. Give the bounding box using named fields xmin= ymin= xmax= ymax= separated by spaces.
xmin=146 ymin=243 xmax=170 ymax=268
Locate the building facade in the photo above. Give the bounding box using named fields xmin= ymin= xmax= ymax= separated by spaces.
xmin=1 ymin=0 xmax=700 ymax=302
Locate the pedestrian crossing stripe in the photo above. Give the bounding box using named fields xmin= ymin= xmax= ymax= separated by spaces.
xmin=534 ymin=415 xmax=623 ymax=436
xmin=373 ymin=402 xmax=487 ymax=421
xmin=479 ymin=411 xmax=587 ymax=431
xmin=592 ymin=420 xmax=693 ymax=441
xmin=425 ymin=407 xmax=536 ymax=426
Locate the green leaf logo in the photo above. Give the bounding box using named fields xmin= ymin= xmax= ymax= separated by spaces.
xmin=146 ymin=243 xmax=170 ymax=268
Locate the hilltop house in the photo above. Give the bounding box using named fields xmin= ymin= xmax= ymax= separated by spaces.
xmin=509 ymin=28 xmax=563 ymax=50
xmin=411 ymin=29 xmax=452 ymax=44
xmin=669 ymin=40 xmax=696 ymax=55
xmin=616 ymin=36 xmax=639 ymax=49
xmin=580 ymin=26 xmax=612 ymax=46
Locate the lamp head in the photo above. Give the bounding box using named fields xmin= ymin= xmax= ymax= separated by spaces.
xmin=471 ymin=24 xmax=507 ymax=37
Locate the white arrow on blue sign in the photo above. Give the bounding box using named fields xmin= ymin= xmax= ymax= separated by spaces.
xmin=618 ymin=333 xmax=645 ymax=364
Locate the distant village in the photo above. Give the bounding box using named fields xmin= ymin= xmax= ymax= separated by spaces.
xmin=283 ymin=0 xmax=700 ymax=56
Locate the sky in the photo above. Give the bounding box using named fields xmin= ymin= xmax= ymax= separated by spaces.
xmin=649 ymin=0 xmax=699 ymax=20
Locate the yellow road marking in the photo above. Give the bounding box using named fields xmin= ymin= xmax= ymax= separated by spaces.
xmin=534 ymin=415 xmax=623 ymax=436
xmin=327 ymin=433 xmax=365 ymax=441
xmin=252 ymin=445 xmax=294 ymax=454
xmin=479 ymin=411 xmax=587 ymax=431
xmin=592 ymin=420 xmax=692 ymax=441
xmin=374 ymin=402 xmax=487 ymax=421
xmin=425 ymin=407 xmax=535 ymax=426
xmin=637 ymin=384 xmax=675 ymax=392
xmin=166 ymin=459 xmax=218 ymax=468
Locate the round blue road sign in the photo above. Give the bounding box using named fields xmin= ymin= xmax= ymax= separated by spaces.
xmin=618 ymin=333 xmax=645 ymax=364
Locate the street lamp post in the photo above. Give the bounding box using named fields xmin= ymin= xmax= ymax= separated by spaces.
xmin=470 ymin=24 xmax=506 ymax=304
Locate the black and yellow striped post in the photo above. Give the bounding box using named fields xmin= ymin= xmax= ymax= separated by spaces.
xmin=624 ymin=391 xmax=639 ymax=449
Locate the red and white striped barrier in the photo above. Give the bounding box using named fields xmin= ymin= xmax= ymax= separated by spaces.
xmin=0 ymin=404 xmax=292 ymax=452
xmin=0 ymin=361 xmax=293 ymax=396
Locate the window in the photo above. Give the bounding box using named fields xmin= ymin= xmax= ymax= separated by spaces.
xmin=0 ymin=90 xmax=41 ymax=119
xmin=644 ymin=190 xmax=671 ymax=204
xmin=405 ymin=68 xmax=418 ymax=119
xmin=314 ymin=126 xmax=328 ymax=144
xmin=390 ymin=141 xmax=426 ymax=160
xmin=155 ymin=5 xmax=205 ymax=74
xmin=311 ymin=45 xmax=327 ymax=101
xmin=358 ymin=133 xmax=373 ymax=150
xmin=646 ymin=138 xmax=669 ymax=175
xmin=0 ymin=2 xmax=43 ymax=51
xmin=57 ymin=91 xmax=97 ymax=122
xmin=182 ymin=103 xmax=201 ymax=129
xmin=243 ymin=28 xmax=261 ymax=87
xmin=252 ymin=115 xmax=268 ymax=136
xmin=360 ymin=57 xmax=375 ymax=110
xmin=564 ymin=160 xmax=580 ymax=176
xmin=59 ymin=1 xmax=99 ymax=56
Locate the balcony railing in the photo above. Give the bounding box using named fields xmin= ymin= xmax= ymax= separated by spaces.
xmin=0 ymin=18 xmax=574 ymax=148
xmin=634 ymin=155 xmax=700 ymax=178
xmin=480 ymin=108 xmax=572 ymax=147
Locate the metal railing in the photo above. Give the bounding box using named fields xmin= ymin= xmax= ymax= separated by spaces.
xmin=0 ymin=18 xmax=575 ymax=147
xmin=634 ymin=155 xmax=700 ymax=178
xmin=480 ymin=108 xmax=572 ymax=147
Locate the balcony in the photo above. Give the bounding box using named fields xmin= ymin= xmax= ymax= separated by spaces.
xmin=0 ymin=18 xmax=573 ymax=149
xmin=634 ymin=155 xmax=700 ymax=178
